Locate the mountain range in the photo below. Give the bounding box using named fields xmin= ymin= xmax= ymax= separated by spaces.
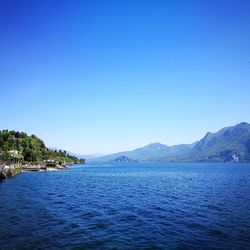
xmin=90 ymin=122 xmax=250 ymax=163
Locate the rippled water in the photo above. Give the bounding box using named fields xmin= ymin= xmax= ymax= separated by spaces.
xmin=0 ymin=163 xmax=250 ymax=249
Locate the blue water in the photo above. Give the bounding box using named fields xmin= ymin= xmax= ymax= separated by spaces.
xmin=0 ymin=163 xmax=250 ymax=249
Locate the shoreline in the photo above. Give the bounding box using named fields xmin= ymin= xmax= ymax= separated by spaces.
xmin=22 ymin=164 xmax=68 ymax=171
xmin=0 ymin=164 xmax=68 ymax=180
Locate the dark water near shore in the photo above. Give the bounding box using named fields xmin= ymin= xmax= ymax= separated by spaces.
xmin=0 ymin=163 xmax=250 ymax=249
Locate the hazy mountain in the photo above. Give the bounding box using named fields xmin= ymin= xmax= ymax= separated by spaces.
xmin=90 ymin=122 xmax=250 ymax=163
xmin=78 ymin=153 xmax=104 ymax=160
xmin=50 ymin=148 xmax=103 ymax=160
xmin=90 ymin=142 xmax=196 ymax=163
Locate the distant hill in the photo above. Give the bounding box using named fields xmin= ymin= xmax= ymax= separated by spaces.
xmin=112 ymin=156 xmax=137 ymax=163
xmin=90 ymin=122 xmax=250 ymax=163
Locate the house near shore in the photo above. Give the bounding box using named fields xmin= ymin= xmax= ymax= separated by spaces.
xmin=44 ymin=159 xmax=55 ymax=163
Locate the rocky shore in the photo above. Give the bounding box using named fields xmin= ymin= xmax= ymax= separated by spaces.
xmin=0 ymin=164 xmax=68 ymax=180
xmin=0 ymin=164 xmax=22 ymax=180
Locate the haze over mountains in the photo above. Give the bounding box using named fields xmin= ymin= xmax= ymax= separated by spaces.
xmin=90 ymin=122 xmax=250 ymax=163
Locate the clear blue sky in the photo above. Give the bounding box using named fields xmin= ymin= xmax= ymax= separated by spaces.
xmin=1 ymin=0 xmax=250 ymax=154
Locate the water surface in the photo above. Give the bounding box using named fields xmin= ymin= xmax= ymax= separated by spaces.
xmin=0 ymin=163 xmax=250 ymax=249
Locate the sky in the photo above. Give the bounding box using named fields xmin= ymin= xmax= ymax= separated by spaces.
xmin=0 ymin=0 xmax=250 ymax=155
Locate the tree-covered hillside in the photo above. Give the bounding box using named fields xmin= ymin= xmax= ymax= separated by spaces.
xmin=0 ymin=130 xmax=84 ymax=164
xmin=184 ymin=122 xmax=250 ymax=162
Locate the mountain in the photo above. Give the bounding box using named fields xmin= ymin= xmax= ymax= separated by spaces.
xmin=90 ymin=122 xmax=250 ymax=163
xmin=181 ymin=122 xmax=250 ymax=162
xmin=90 ymin=142 xmax=196 ymax=163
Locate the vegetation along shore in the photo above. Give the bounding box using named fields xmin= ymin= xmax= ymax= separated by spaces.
xmin=0 ymin=130 xmax=84 ymax=180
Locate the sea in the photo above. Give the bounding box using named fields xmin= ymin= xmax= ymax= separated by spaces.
xmin=0 ymin=163 xmax=250 ymax=249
